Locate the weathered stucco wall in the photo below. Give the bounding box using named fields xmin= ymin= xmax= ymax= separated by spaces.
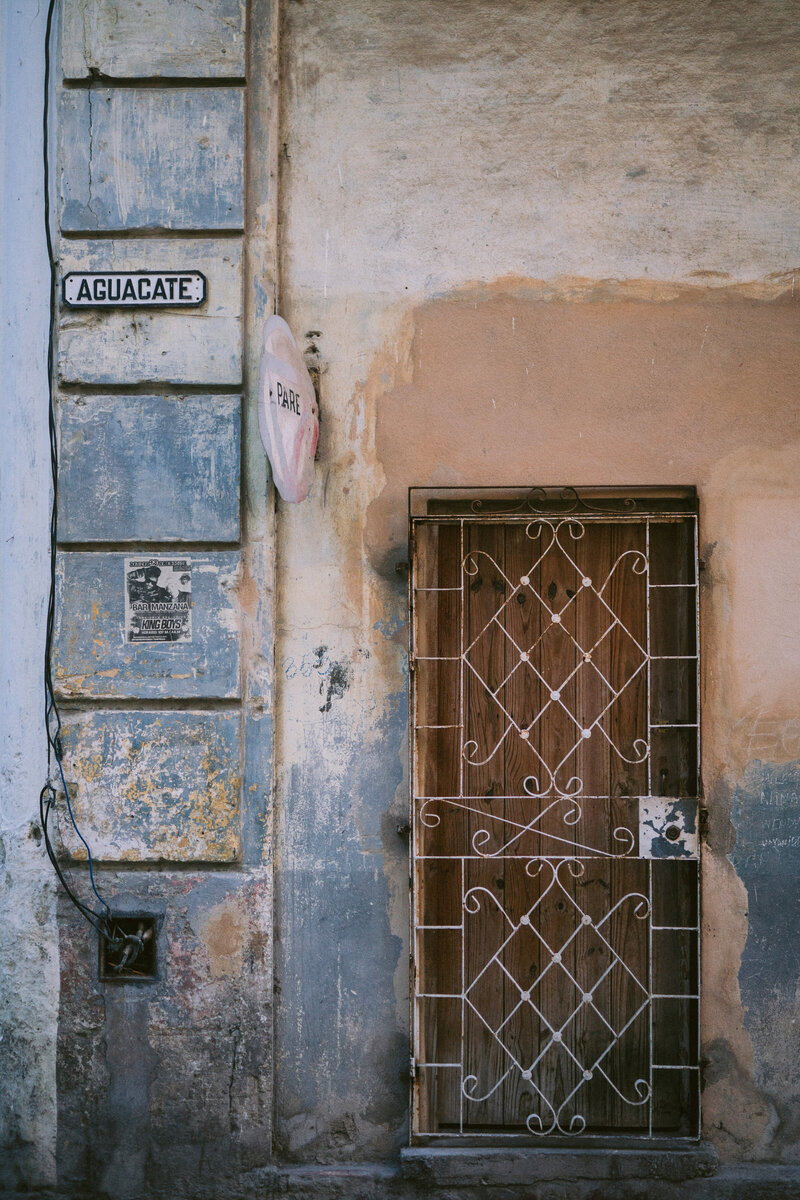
xmin=0 ymin=3 xmax=59 ymax=1189
xmin=275 ymin=0 xmax=800 ymax=1165
xmin=1 ymin=0 xmax=278 ymax=1194
xmin=56 ymin=871 xmax=273 ymax=1197
xmin=4 ymin=0 xmax=800 ymax=1193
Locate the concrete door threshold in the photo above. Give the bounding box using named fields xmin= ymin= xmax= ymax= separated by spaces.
xmin=400 ymin=1142 xmax=720 ymax=1185
xmin=248 ymin=1158 xmax=800 ymax=1200
xmin=9 ymin=1160 xmax=800 ymax=1200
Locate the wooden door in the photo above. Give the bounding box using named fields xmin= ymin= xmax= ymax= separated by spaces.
xmin=411 ymin=489 xmax=699 ymax=1142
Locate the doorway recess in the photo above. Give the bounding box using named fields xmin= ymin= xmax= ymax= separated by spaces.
xmin=409 ymin=487 xmax=700 ymax=1143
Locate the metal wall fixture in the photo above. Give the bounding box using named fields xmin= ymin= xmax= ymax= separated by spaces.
xmin=409 ymin=487 xmax=700 ymax=1143
xmin=99 ymin=915 xmax=160 ymax=982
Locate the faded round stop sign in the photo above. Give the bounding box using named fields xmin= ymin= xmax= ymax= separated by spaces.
xmin=258 ymin=315 xmax=319 ymax=502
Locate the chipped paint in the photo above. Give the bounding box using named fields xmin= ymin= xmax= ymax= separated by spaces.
xmin=639 ymin=798 xmax=699 ymax=859
xmin=53 ymin=552 xmax=242 ymax=700
xmin=62 ymin=1 xmax=247 ymax=83
xmin=55 ymin=872 xmax=272 ymax=1194
xmin=58 ymin=240 xmax=243 ymax=386
xmin=59 ymin=711 xmax=242 ymax=863
xmin=274 ymin=0 xmax=800 ymax=1167
xmin=197 ymin=900 xmax=247 ymax=980
xmin=60 ymin=89 xmax=244 ymax=231
xmin=6 ymin=0 xmax=800 ymax=1188
xmin=58 ymin=395 xmax=241 ymax=544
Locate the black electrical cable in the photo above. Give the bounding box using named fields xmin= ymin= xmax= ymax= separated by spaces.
xmin=39 ymin=0 xmax=120 ymax=948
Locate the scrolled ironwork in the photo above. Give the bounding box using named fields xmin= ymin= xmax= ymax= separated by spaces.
xmin=470 ymin=487 xmax=638 ymax=517
xmin=411 ymin=502 xmax=701 ymax=1139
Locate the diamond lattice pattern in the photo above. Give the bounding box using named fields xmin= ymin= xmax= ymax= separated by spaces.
xmin=463 ymin=530 xmax=647 ymax=796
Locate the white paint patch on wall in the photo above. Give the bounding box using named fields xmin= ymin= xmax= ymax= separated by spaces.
xmin=0 ymin=2 xmax=59 ymax=1187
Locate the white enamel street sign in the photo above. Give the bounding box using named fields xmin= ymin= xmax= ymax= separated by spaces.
xmin=62 ymin=271 xmax=206 ymax=308
xmin=258 ymin=315 xmax=319 ymax=503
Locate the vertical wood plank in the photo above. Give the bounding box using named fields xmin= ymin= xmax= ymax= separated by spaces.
xmin=649 ymin=519 xmax=697 ymax=797
xmin=463 ymin=522 xmax=508 ymax=1128
xmin=605 ymin=523 xmax=649 ymax=1130
xmin=568 ymin=523 xmax=613 ymax=1130
xmin=502 ymin=524 xmax=544 ymax=1128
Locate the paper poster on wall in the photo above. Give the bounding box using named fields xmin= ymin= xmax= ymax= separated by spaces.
xmin=258 ymin=315 xmax=319 ymax=502
xmin=124 ymin=558 xmax=192 ymax=643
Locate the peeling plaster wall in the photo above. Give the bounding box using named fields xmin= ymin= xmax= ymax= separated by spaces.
xmin=0 ymin=0 xmax=278 ymax=1194
xmin=0 ymin=3 xmax=59 ymax=1188
xmin=56 ymin=873 xmax=273 ymax=1198
xmin=4 ymin=0 xmax=800 ymax=1190
xmin=275 ymin=0 xmax=800 ymax=1165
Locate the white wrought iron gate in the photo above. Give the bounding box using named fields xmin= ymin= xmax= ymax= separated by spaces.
xmin=410 ymin=488 xmax=700 ymax=1142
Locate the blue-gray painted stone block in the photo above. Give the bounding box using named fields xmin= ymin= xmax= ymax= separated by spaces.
xmin=62 ymin=0 xmax=246 ymax=80
xmin=731 ymin=759 xmax=800 ymax=1141
xmin=732 ymin=760 xmax=800 ymax=994
xmin=60 ymin=89 xmax=244 ymax=231
xmin=58 ymin=394 xmax=241 ymax=543
xmin=58 ymin=240 xmax=241 ymax=385
xmin=59 ymin=711 xmax=242 ymax=861
xmin=53 ymin=551 xmax=242 ymax=699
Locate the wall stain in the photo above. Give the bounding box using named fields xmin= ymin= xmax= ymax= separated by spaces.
xmin=363 ymin=279 xmax=800 ymax=572
xmin=728 ymin=760 xmax=800 ymax=1156
xmin=319 ymin=659 xmax=353 ymax=713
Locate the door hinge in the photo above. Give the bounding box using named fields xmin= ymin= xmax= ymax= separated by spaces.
xmin=410 ymin=1055 xmax=417 ymax=1079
